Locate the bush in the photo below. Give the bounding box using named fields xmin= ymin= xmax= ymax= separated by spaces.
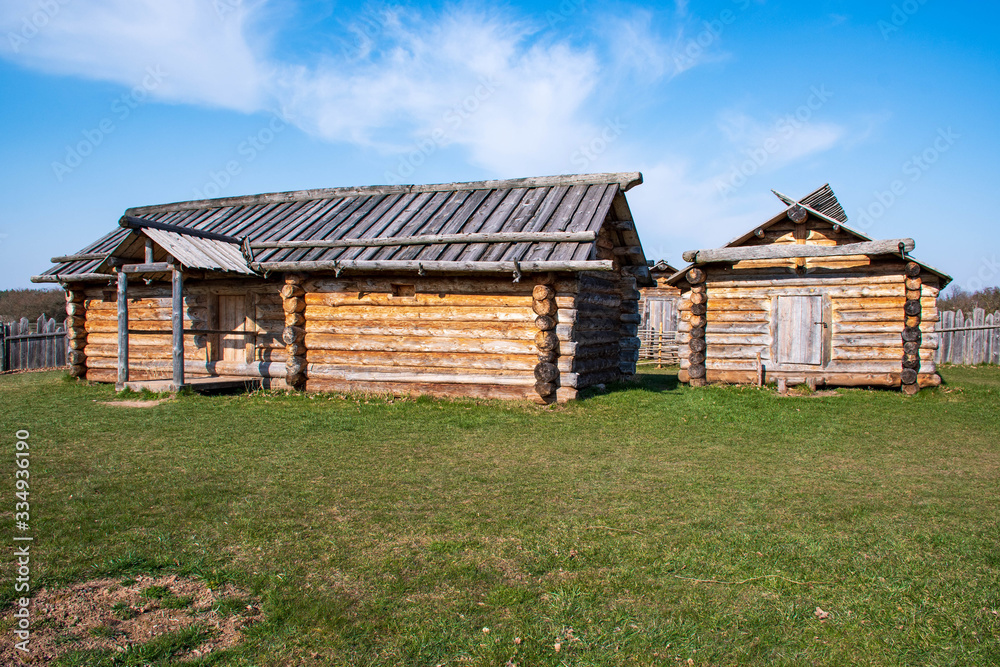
xmin=0 ymin=288 xmax=66 ymax=324
xmin=937 ymin=286 xmax=1000 ymax=313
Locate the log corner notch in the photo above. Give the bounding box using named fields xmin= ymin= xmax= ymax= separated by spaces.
xmin=619 ymin=274 xmax=641 ymax=378
xmin=282 ymin=273 xmax=307 ymax=390
xmin=686 ymin=267 xmax=707 ymax=387
xmin=532 ymin=275 xmax=559 ymax=404
xmin=65 ymin=285 xmax=87 ymax=377
xmin=901 ymin=262 xmax=922 ymax=395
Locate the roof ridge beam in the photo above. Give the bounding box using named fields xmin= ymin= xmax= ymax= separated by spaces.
xmin=124 ymin=173 xmax=643 ymax=215
xmin=119 ymin=216 xmax=242 ymax=244
xmin=682 ymin=238 xmax=915 ymax=264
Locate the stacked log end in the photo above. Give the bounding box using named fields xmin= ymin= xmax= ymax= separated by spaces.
xmin=281 ymin=274 xmax=307 ymax=390
xmin=532 ymin=276 xmax=559 ymax=403
xmin=65 ymin=286 xmax=87 ymax=377
xmin=901 ymin=262 xmax=922 ymax=395
xmin=686 ymin=268 xmax=707 ymax=387
xmin=619 ymin=275 xmax=641 ymax=379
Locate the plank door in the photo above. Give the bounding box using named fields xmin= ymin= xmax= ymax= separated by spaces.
xmin=645 ymin=298 xmax=677 ymax=333
xmin=218 ymin=295 xmax=248 ymax=362
xmin=775 ymin=295 xmax=823 ymax=365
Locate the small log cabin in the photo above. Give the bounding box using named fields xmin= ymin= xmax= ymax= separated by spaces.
xmin=32 ymin=172 xmax=653 ymax=403
xmin=666 ymin=185 xmax=951 ymax=394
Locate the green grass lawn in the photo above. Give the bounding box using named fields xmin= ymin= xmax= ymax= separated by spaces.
xmin=1 ymin=367 xmax=998 ymax=665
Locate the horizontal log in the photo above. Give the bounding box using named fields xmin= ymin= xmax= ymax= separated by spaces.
xmin=120 ymin=215 xmax=242 ymax=244
xmin=570 ymin=343 xmax=621 ymax=361
xmin=832 ymin=347 xmax=934 ymax=361
xmin=683 ymin=239 xmax=915 ymax=264
xmin=570 ymin=356 xmax=619 ymax=375
xmin=834 ymin=309 xmax=905 ymax=323
xmin=571 ymin=369 xmax=620 ymax=389
xmin=87 ymin=347 xmax=208 ymax=362
xmin=304 ymin=333 xmax=535 ymax=355
xmin=85 ymin=320 xmax=204 ymax=334
xmin=705 ymin=298 xmax=769 ymax=312
xmin=86 ymin=295 xmax=207 ymax=309
xmin=253 ymin=259 xmax=615 ymax=274
xmin=87 ymin=358 xmax=285 ymax=377
xmin=705 ymin=345 xmax=771 ymax=360
xmin=304 ymin=304 xmax=533 ymax=323
xmin=121 ymin=262 xmax=175 ymax=274
xmin=705 ymin=322 xmax=770 ymax=335
xmin=304 ymin=378 xmax=537 ymax=402
xmin=306 ymin=276 xmax=545 ymax=296
xmin=704 ymin=369 xmax=902 ymax=387
xmin=31 ymin=273 xmax=115 ymax=283
xmin=253 ymin=230 xmax=597 ymax=250
xmin=705 ymin=333 xmax=770 ymax=346
xmin=304 ymin=320 xmax=535 ymax=340
xmin=305 ymin=349 xmax=537 ymax=371
xmin=51 ymin=252 xmax=111 ymax=263
xmin=699 ymin=273 xmax=914 ymax=289
xmin=305 ymin=366 xmax=535 ymax=386
xmin=832 ymin=334 xmax=907 ymax=348
xmin=304 ymin=292 xmax=534 ymax=309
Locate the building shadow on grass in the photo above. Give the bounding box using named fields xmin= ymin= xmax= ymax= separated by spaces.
xmin=576 ymin=368 xmax=681 ymax=400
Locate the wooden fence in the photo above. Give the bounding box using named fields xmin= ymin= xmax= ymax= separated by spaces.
xmin=637 ymin=328 xmax=679 ymax=366
xmin=935 ymin=308 xmax=1000 ymax=365
xmin=1 ymin=315 xmax=68 ymax=371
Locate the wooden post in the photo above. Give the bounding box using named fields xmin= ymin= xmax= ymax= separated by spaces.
xmin=657 ymin=321 xmax=663 ymax=369
xmin=901 ymin=262 xmax=921 ymax=395
xmin=145 ymin=238 xmax=154 ymax=264
xmin=282 ymin=274 xmax=307 ymax=390
xmin=532 ymin=275 xmax=559 ymax=403
xmin=686 ymin=268 xmax=707 ymax=387
xmin=116 ymin=270 xmax=128 ymax=390
xmin=172 ymin=267 xmax=185 ymax=390
xmin=65 ymin=285 xmax=88 ymax=378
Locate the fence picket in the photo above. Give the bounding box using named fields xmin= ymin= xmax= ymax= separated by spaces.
xmin=994 ymin=311 xmax=1000 ymax=365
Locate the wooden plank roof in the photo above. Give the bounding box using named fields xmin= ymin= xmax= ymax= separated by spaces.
xmin=34 ymin=172 xmax=646 ymax=282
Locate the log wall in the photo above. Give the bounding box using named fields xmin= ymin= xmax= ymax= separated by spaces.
xmin=80 ymin=278 xmax=286 ymax=385
xmin=74 ymin=271 xmax=634 ymax=401
xmin=301 ymin=275 xmax=542 ymax=400
xmin=676 ymin=266 xmax=942 ymax=389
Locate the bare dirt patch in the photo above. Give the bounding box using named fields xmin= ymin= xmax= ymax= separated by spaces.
xmin=99 ymin=399 xmax=169 ymax=408
xmin=0 ymin=574 xmax=261 ymax=664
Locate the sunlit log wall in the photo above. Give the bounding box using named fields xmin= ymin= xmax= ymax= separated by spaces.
xmin=299 ymin=272 xmax=636 ymax=403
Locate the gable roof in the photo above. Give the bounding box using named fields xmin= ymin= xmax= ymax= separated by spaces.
xmin=666 ymin=185 xmax=951 ymax=287
xmin=33 ymin=172 xmax=650 ymax=283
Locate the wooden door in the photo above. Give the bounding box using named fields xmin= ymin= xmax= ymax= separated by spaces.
xmin=776 ymin=295 xmax=823 ymax=365
xmin=218 ymin=295 xmax=247 ymax=362
xmin=645 ymin=298 xmax=677 ymax=333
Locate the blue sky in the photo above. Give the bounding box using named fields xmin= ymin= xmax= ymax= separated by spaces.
xmin=1 ymin=0 xmax=997 ymax=291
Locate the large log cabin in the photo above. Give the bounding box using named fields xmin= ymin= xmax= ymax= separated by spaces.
xmin=666 ymin=185 xmax=951 ymax=394
xmin=32 ymin=173 xmax=653 ymax=403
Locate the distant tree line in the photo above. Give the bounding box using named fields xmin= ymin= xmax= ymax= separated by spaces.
xmin=0 ymin=289 xmax=67 ymax=323
xmin=937 ymin=286 xmax=1000 ymax=313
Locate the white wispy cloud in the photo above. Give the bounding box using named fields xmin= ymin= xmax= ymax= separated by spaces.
xmin=0 ymin=0 xmax=265 ymax=111
xmin=271 ymin=9 xmax=603 ymax=175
